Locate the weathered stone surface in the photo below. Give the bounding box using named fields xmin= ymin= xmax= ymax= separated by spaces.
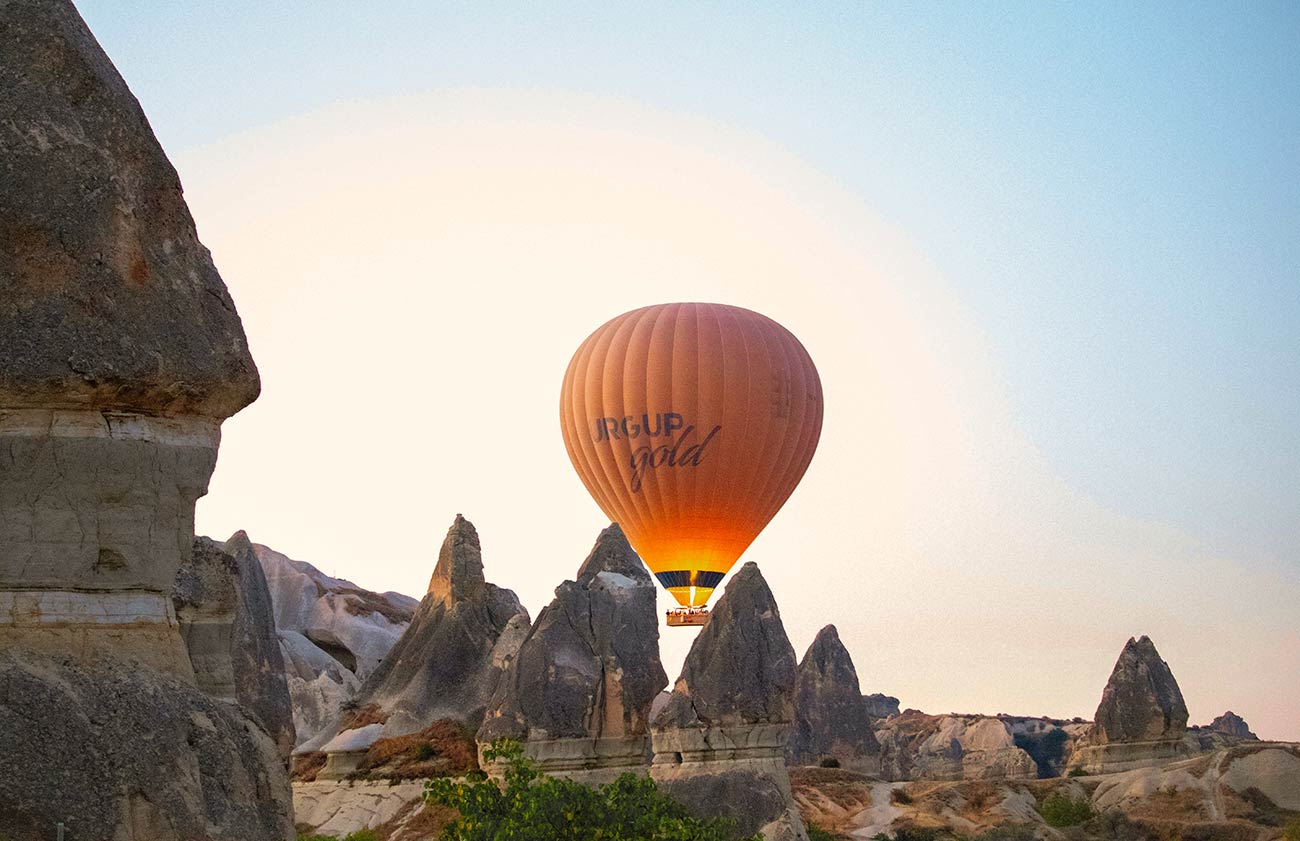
xmin=0 ymin=0 xmax=259 ymax=418
xmin=864 ymin=693 xmax=901 ymax=720
xmin=874 ymin=712 xmax=1039 ymax=781
xmin=0 ymin=650 xmax=293 ymax=841
xmin=174 ymin=537 xmax=241 ymax=700
xmin=318 ymin=516 xmax=528 ymax=749
xmin=1208 ymin=710 xmax=1258 ymax=740
xmin=651 ymin=562 xmax=807 ymax=841
xmin=655 ymin=561 xmax=798 ymax=730
xmin=478 ymin=524 xmax=667 ymax=778
xmin=1091 ymin=636 xmax=1188 ymax=744
xmin=255 ymin=540 xmax=417 ymax=746
xmin=788 ymin=624 xmax=881 ymax=772
xmin=225 ymin=531 xmax=297 ymax=761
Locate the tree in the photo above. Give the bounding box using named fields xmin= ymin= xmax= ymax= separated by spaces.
xmin=424 ymin=740 xmax=759 ymax=841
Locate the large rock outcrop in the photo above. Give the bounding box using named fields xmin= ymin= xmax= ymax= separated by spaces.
xmin=174 ymin=532 xmax=296 ymax=763
xmin=1066 ymin=636 xmax=1196 ymax=774
xmin=1208 ymin=711 xmax=1258 ymax=741
xmin=873 ymin=712 xmax=1044 ymax=781
xmin=1091 ymin=636 xmax=1188 ymax=744
xmin=651 ymin=562 xmax=807 ymax=841
xmin=863 ymin=693 xmax=901 ymax=720
xmin=478 ymin=523 xmax=667 ymax=779
xmin=0 ymin=2 xmax=289 ymax=836
xmin=255 ymin=541 xmax=417 ymax=745
xmin=310 ymin=516 xmax=528 ymax=755
xmin=788 ymin=625 xmax=881 ymax=773
xmin=0 ymin=650 xmax=294 ymax=840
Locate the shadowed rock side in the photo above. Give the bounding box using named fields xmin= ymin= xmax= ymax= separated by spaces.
xmin=225 ymin=532 xmax=298 ymax=761
xmin=255 ymin=541 xmax=417 ymax=745
xmin=0 ymin=2 xmax=290 ymax=838
xmin=863 ymin=692 xmax=901 ymax=720
xmin=313 ymin=516 xmax=528 ymax=753
xmin=788 ymin=624 xmax=881 ymax=773
xmin=0 ymin=651 xmax=293 ymax=841
xmin=651 ymin=562 xmax=808 ymax=841
xmin=0 ymin=0 xmax=259 ymax=417
xmin=478 ymin=524 xmax=668 ymax=779
xmin=173 ymin=536 xmax=295 ymax=761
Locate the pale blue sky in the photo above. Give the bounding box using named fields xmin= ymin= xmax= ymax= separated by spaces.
xmin=79 ymin=1 xmax=1300 ymax=568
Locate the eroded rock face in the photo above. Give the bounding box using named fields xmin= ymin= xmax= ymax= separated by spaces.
xmin=864 ymin=693 xmax=901 ymax=720
xmin=0 ymin=0 xmax=259 ymax=417
xmin=174 ymin=537 xmax=242 ymax=700
xmin=788 ymin=625 xmax=881 ymax=772
xmin=255 ymin=540 xmax=417 ymax=746
xmin=478 ymin=524 xmax=667 ymax=777
xmin=874 ymin=712 xmax=1039 ymax=781
xmin=1208 ymin=711 xmax=1258 ymax=740
xmin=1091 ymin=636 xmax=1188 ymax=744
xmin=650 ymin=562 xmax=807 ymax=841
xmin=0 ymin=650 xmax=293 ymax=841
xmin=318 ymin=516 xmax=528 ymax=748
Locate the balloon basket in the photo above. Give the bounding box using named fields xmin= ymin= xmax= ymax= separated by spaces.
xmin=665 ymin=606 xmax=710 ymax=627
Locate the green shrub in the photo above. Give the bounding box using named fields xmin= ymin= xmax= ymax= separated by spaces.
xmin=1039 ymin=793 xmax=1095 ymax=827
xmin=297 ymin=834 xmax=336 ymax=841
xmin=891 ymin=788 xmax=913 ymax=805
xmin=807 ymin=822 xmax=839 ymax=841
xmin=1285 ymin=817 xmax=1300 ymax=841
xmin=1067 ymin=767 xmax=1087 ymax=777
xmin=426 ymin=739 xmax=760 ymax=840
xmin=343 ymin=832 xmax=378 ymax=841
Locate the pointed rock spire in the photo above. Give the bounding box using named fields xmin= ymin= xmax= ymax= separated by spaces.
xmin=654 ymin=561 xmax=798 ymax=729
xmin=1093 ymin=635 xmax=1188 ymax=743
xmin=426 ymin=514 xmax=487 ymax=607
xmin=788 ymin=624 xmax=881 ymax=769
xmin=479 ymin=523 xmax=666 ymax=749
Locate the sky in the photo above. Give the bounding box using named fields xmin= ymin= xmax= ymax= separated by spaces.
xmin=74 ymin=2 xmax=1299 ymax=739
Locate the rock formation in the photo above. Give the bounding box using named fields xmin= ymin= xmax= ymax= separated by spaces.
xmin=1092 ymin=636 xmax=1188 ymax=743
xmin=874 ymin=712 xmax=1040 ymax=781
xmin=1208 ymin=710 xmax=1258 ymax=740
xmin=863 ymin=693 xmax=901 ymax=720
xmin=1066 ymin=636 xmax=1196 ymax=774
xmin=255 ymin=541 xmax=418 ymax=745
xmin=787 ymin=625 xmax=881 ymax=773
xmin=478 ymin=523 xmax=667 ymax=779
xmin=650 ymin=561 xmax=808 ymax=841
xmin=309 ymin=515 xmax=528 ymax=753
xmin=174 ymin=532 xmax=295 ymax=762
xmin=0 ymin=2 xmax=290 ymax=836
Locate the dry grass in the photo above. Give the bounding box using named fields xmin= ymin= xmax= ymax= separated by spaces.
xmin=356 ymin=719 xmax=478 ymax=781
xmin=292 ymin=751 xmax=327 ymax=782
xmin=340 ymin=703 xmax=391 ymax=731
xmin=339 ymin=587 xmax=415 ymax=624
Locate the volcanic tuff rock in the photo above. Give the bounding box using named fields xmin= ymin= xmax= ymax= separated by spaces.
xmin=787 ymin=625 xmax=881 ymax=773
xmin=1091 ymin=636 xmax=1188 ymax=744
xmin=651 ymin=562 xmax=808 ymax=841
xmin=0 ymin=650 xmax=293 ymax=841
xmin=1208 ymin=710 xmax=1258 ymax=740
xmin=255 ymin=541 xmax=417 ymax=745
xmin=873 ymin=712 xmax=1040 ymax=782
xmin=864 ymin=693 xmax=902 ymax=720
xmin=173 ymin=533 xmax=295 ymax=762
xmin=321 ymin=516 xmax=529 ymax=747
xmin=478 ymin=524 xmax=668 ymax=777
xmin=0 ymin=2 xmax=290 ymax=837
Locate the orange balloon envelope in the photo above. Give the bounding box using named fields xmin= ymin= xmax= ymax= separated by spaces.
xmin=560 ymin=302 xmax=823 ymax=609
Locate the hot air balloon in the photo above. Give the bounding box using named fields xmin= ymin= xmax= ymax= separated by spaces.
xmin=560 ymin=302 xmax=823 ymax=626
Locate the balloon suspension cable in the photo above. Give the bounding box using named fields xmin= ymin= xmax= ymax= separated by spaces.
xmin=665 ymin=605 xmax=710 ymax=627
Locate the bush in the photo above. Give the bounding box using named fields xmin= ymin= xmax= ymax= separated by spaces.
xmin=819 ymin=756 xmax=842 ymax=768
xmin=891 ymin=788 xmax=913 ymax=805
xmin=807 ymin=822 xmax=839 ymax=841
xmin=426 ymin=739 xmax=761 ymax=840
xmin=1286 ymin=817 xmax=1300 ymax=841
xmin=1039 ymin=793 xmax=1095 ymax=827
